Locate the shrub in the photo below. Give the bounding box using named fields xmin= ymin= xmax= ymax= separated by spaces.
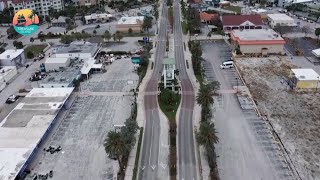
xmin=26 ymin=51 xmax=34 ymax=59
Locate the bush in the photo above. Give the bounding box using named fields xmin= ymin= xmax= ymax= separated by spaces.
xmin=26 ymin=51 xmax=34 ymax=59
xmin=95 ymin=25 xmax=100 ymax=29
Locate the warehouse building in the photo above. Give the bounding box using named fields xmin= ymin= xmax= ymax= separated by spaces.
xmin=289 ymin=69 xmax=320 ymax=89
xmin=230 ymin=29 xmax=286 ymax=55
xmin=39 ymin=68 xmax=80 ymax=88
xmin=0 ymin=66 xmax=17 ymax=91
xmin=51 ymin=41 xmax=100 ymax=59
xmin=267 ymin=13 xmax=296 ymax=28
xmin=116 ymin=16 xmax=145 ymax=33
xmin=0 ymin=88 xmax=74 ymax=180
xmin=0 ymin=49 xmax=25 ymax=67
xmin=45 ymin=57 xmax=71 ymax=71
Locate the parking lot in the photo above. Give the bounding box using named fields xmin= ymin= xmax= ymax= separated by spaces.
xmin=26 ymin=58 xmax=139 ymax=180
xmin=201 ymin=40 xmax=293 ymax=179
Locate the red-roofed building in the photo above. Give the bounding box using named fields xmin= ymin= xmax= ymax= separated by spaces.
xmin=199 ymin=12 xmax=218 ymax=23
xmin=221 ymin=15 xmax=263 ymax=31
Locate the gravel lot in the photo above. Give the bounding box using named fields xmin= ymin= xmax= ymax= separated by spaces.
xmin=236 ymin=56 xmax=320 ymax=180
xmin=26 ymin=58 xmax=139 ymax=180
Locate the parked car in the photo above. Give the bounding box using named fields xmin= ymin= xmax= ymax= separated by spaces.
xmin=220 ymin=61 xmax=234 ymax=69
xmin=6 ymin=95 xmax=19 ymax=104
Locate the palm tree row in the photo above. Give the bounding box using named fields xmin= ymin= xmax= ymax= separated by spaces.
xmin=104 ymin=103 xmax=138 ymax=179
xmin=196 ymin=81 xmax=220 ymax=179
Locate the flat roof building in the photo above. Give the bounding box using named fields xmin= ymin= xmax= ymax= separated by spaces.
xmin=289 ymin=69 xmax=320 ymax=89
xmin=84 ymin=13 xmax=113 ymax=24
xmin=52 ymin=42 xmax=100 ymax=59
xmin=267 ymin=14 xmax=296 ymax=27
xmin=45 ymin=57 xmax=71 ymax=71
xmin=0 ymin=49 xmax=25 ymax=67
xmin=0 ymin=88 xmax=74 ymax=180
xmin=39 ymin=67 xmax=80 ymax=88
xmin=0 ymin=66 xmax=17 ymax=91
xmin=231 ymin=29 xmax=286 ymax=55
xmin=116 ymin=16 xmax=145 ymax=33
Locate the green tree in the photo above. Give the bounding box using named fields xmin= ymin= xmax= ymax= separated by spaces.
xmin=45 ymin=15 xmax=51 ymax=27
xmin=13 ymin=41 xmax=23 ymax=49
xmin=143 ymin=16 xmax=153 ymax=38
xmin=159 ymin=88 xmax=179 ymax=105
xmin=7 ymin=26 xmax=18 ymax=39
xmin=104 ymin=131 xmax=128 ymax=173
xmin=315 ymin=28 xmax=320 ymax=42
xmin=197 ymin=121 xmax=219 ymax=147
xmin=196 ymin=81 xmax=220 ymax=108
xmin=26 ymin=51 xmax=34 ymax=59
xmin=115 ymin=31 xmax=123 ymax=42
xmin=104 ymin=30 xmax=112 ymax=41
xmin=128 ymin=28 xmax=133 ymax=34
xmin=0 ymin=48 xmax=5 ymax=54
xmin=301 ymin=25 xmax=311 ymax=38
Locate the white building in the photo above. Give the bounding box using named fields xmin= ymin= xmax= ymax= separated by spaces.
xmin=0 ymin=66 xmax=17 ymax=91
xmin=6 ymin=0 xmax=63 ymax=16
xmin=51 ymin=41 xmax=100 ymax=59
xmin=162 ymin=58 xmax=176 ymax=90
xmin=84 ymin=13 xmax=113 ymax=24
xmin=267 ymin=14 xmax=296 ymax=27
xmin=45 ymin=57 xmax=71 ymax=71
xmin=116 ymin=16 xmax=145 ymax=33
xmin=0 ymin=49 xmax=25 ymax=67
xmin=0 ymin=88 xmax=74 ymax=180
xmin=230 ymin=29 xmax=286 ymax=55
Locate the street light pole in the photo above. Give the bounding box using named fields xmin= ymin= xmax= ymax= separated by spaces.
xmin=316 ymin=76 xmax=319 ymax=92
xmin=236 ymin=77 xmax=239 ymax=93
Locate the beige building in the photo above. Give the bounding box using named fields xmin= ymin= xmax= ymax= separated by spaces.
xmin=230 ymin=29 xmax=286 ymax=55
xmin=116 ymin=16 xmax=144 ymax=33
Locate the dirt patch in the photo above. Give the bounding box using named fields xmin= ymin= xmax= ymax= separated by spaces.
xmin=236 ymin=56 xmax=320 ymax=180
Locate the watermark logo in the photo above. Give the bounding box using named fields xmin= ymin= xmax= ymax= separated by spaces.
xmin=12 ymin=9 xmax=39 ymax=36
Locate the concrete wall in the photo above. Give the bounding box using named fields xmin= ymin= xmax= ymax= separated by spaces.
xmin=239 ymin=44 xmax=284 ymax=55
xmin=296 ymin=80 xmax=320 ymax=89
xmin=116 ymin=24 xmax=143 ymax=33
xmin=55 ymin=53 xmax=92 ymax=59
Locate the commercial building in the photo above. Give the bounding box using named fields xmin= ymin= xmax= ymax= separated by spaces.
xmin=51 ymin=41 xmax=100 ymax=59
xmin=0 ymin=49 xmax=25 ymax=67
xmin=71 ymin=0 xmax=97 ymax=6
xmin=289 ymin=69 xmax=320 ymax=89
xmin=0 ymin=66 xmax=17 ymax=91
xmin=39 ymin=68 xmax=80 ymax=88
xmin=80 ymin=58 xmax=102 ymax=79
xmin=51 ymin=16 xmax=67 ymax=27
xmin=45 ymin=57 xmax=71 ymax=71
xmin=84 ymin=13 xmax=113 ymax=24
xmin=162 ymin=58 xmax=176 ymax=90
xmin=230 ymin=29 xmax=286 ymax=55
xmin=267 ymin=14 xmax=296 ymax=27
xmin=221 ymin=14 xmax=264 ymax=31
xmin=116 ymin=16 xmax=145 ymax=33
xmin=6 ymin=0 xmax=63 ymax=16
xmin=278 ymin=0 xmax=312 ymax=7
xmin=0 ymin=88 xmax=74 ymax=180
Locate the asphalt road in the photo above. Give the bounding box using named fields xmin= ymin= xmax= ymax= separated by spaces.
xmin=138 ymin=1 xmax=168 ymax=179
xmin=173 ymin=1 xmax=198 ymax=180
xmin=202 ymin=41 xmax=293 ymax=180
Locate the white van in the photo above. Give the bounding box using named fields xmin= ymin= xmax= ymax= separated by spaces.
xmin=220 ymin=61 xmax=234 ymax=69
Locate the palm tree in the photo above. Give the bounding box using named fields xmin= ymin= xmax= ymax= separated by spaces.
xmin=104 ymin=131 xmax=128 ymax=173
xmin=28 ymin=10 xmax=37 ymax=24
xmin=196 ymin=84 xmax=214 ymax=107
xmin=197 ymin=121 xmax=219 ymax=147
